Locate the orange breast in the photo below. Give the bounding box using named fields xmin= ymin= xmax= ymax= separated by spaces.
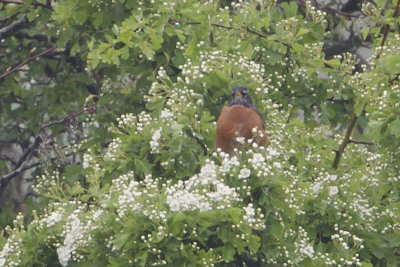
xmin=215 ymin=105 xmax=267 ymax=154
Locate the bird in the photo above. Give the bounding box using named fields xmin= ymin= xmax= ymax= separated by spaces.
xmin=215 ymin=86 xmax=268 ymax=154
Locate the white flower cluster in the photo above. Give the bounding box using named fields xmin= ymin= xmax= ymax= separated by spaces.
xmin=109 ymin=173 xmax=166 ymax=223
xmin=33 ymin=170 xmax=62 ymax=196
xmin=220 ymin=155 xmax=240 ymax=173
xmin=104 ymin=137 xmax=122 ymax=161
xmin=160 ymin=109 xmax=174 ymax=120
xmin=285 ymin=226 xmax=314 ymax=262
xmin=0 ymin=236 xmax=21 ymax=267
xmin=166 ymin=161 xmax=240 ymax=212
xmin=82 ymin=148 xmax=101 ymax=172
xmin=56 ymin=206 xmax=99 ymax=267
xmin=57 ymin=209 xmax=85 ymax=266
xmin=42 ymin=210 xmax=63 ymax=228
xmin=180 ymin=48 xmax=265 ymax=86
xmin=0 ymin=214 xmax=24 ymax=267
xmin=118 ymin=179 xmax=143 ymax=217
xmin=311 ymin=173 xmax=340 ymax=196
xmin=150 ymin=128 xmax=162 ymax=153
xmin=243 ymin=204 xmax=265 ymax=229
xmin=116 ymin=113 xmax=137 ymax=128
xmin=238 ymin=167 xmax=251 ymax=179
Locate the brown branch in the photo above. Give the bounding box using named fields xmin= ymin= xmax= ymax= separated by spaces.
xmin=0 ymin=161 xmax=41 ymax=183
xmin=348 ymin=139 xmax=374 ymax=145
xmin=389 ymin=73 xmax=400 ymax=85
xmin=0 ymin=104 xmax=97 ymax=190
xmin=185 ymin=128 xmax=208 ymax=156
xmin=332 ymin=114 xmax=358 ymax=169
xmin=168 ymin=19 xmax=291 ymax=48
xmin=377 ymin=0 xmax=400 ymax=58
xmin=0 ymin=14 xmax=27 ymax=39
xmin=0 ymin=46 xmax=56 ymax=80
xmin=1 ymin=0 xmax=53 ymax=10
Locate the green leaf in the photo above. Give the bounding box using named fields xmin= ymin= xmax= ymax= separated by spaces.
xmin=70 ymin=184 xmax=84 ymax=196
xmin=113 ymin=233 xmax=131 ymax=250
xmin=280 ymin=2 xmax=298 ymax=17
xmin=389 ymin=118 xmax=400 ymax=137
xmin=64 ymin=165 xmax=82 ymax=184
xmin=270 ymin=221 xmax=284 ymax=239
xmin=355 ymin=100 xmax=366 ymax=116
xmin=139 ymin=42 xmax=155 ymax=60
xmin=360 ymin=263 xmax=373 ymax=267
xmin=380 ymin=54 xmax=400 ymax=73
xmin=222 ymin=246 xmax=235 ymax=262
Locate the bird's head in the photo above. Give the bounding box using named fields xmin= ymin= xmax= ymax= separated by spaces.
xmin=228 ymin=86 xmax=254 ymax=107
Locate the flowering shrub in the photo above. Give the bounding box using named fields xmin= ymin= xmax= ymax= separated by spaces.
xmin=1 ymin=0 xmax=400 ymax=266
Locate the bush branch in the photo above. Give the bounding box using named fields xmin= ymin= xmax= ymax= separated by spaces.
xmin=332 ymin=114 xmax=357 ymax=169
xmin=168 ymin=18 xmax=291 ymax=48
xmin=348 ymin=139 xmax=374 ymax=145
xmin=0 ymin=104 xmax=97 ymax=191
xmin=377 ymin=0 xmax=400 ymax=57
xmin=0 ymin=14 xmax=28 ymax=39
xmin=184 ymin=128 xmax=208 ymax=156
xmin=0 ymin=46 xmax=56 ymax=80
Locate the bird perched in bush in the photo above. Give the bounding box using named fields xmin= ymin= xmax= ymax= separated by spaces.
xmin=215 ymin=86 xmax=268 ymax=154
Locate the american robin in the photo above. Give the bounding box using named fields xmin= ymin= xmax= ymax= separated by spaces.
xmin=215 ymin=86 xmax=268 ymax=154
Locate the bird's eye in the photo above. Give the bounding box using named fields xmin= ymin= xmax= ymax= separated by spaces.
xmin=243 ymin=91 xmax=248 ymax=95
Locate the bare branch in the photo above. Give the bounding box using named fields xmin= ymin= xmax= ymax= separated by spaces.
xmin=0 ymin=161 xmax=41 ymax=183
xmin=332 ymin=114 xmax=357 ymax=169
xmin=377 ymin=0 xmax=400 ymax=58
xmin=389 ymin=73 xmax=400 ymax=85
xmin=185 ymin=128 xmax=208 ymax=156
xmin=168 ymin=19 xmax=291 ymax=48
xmin=0 ymin=46 xmax=56 ymax=80
xmin=0 ymin=14 xmax=27 ymax=39
xmin=0 ymin=104 xmax=97 ymax=191
xmin=348 ymin=139 xmax=374 ymax=145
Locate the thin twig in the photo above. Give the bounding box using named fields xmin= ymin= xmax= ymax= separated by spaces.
xmin=0 ymin=46 xmax=56 ymax=80
xmin=168 ymin=18 xmax=291 ymax=48
xmin=184 ymin=128 xmax=208 ymax=156
xmin=349 ymin=139 xmax=374 ymax=145
xmin=0 ymin=161 xmax=41 ymax=182
xmin=332 ymin=114 xmax=357 ymax=169
xmin=0 ymin=105 xmax=97 ymax=188
xmin=389 ymin=73 xmax=400 ymax=85
xmin=377 ymin=0 xmax=400 ymax=58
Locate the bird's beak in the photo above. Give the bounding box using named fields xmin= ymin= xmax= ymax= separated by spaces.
xmin=234 ymin=91 xmax=243 ymax=98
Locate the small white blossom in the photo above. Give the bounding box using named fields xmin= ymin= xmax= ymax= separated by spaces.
xmin=329 ymin=175 xmax=338 ymax=181
xmin=236 ymin=137 xmax=245 ymax=144
xmin=160 ymin=109 xmax=173 ymax=119
xmin=273 ymin=162 xmax=282 ymax=169
xmin=244 ymin=204 xmax=255 ymax=217
xmin=329 ymin=186 xmax=339 ymax=196
xmin=43 ymin=211 xmax=63 ymax=227
xmin=238 ymin=168 xmax=251 ymax=179
xmin=150 ymin=128 xmax=162 ymax=153
xmin=251 ymin=153 xmax=265 ymax=164
xmin=57 ymin=212 xmax=84 ymax=267
xmin=312 ymin=182 xmax=322 ymax=194
xmin=300 ymin=244 xmax=314 ymax=258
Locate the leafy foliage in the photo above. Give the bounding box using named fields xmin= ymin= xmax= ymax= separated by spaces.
xmin=0 ymin=0 xmax=400 ymax=266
